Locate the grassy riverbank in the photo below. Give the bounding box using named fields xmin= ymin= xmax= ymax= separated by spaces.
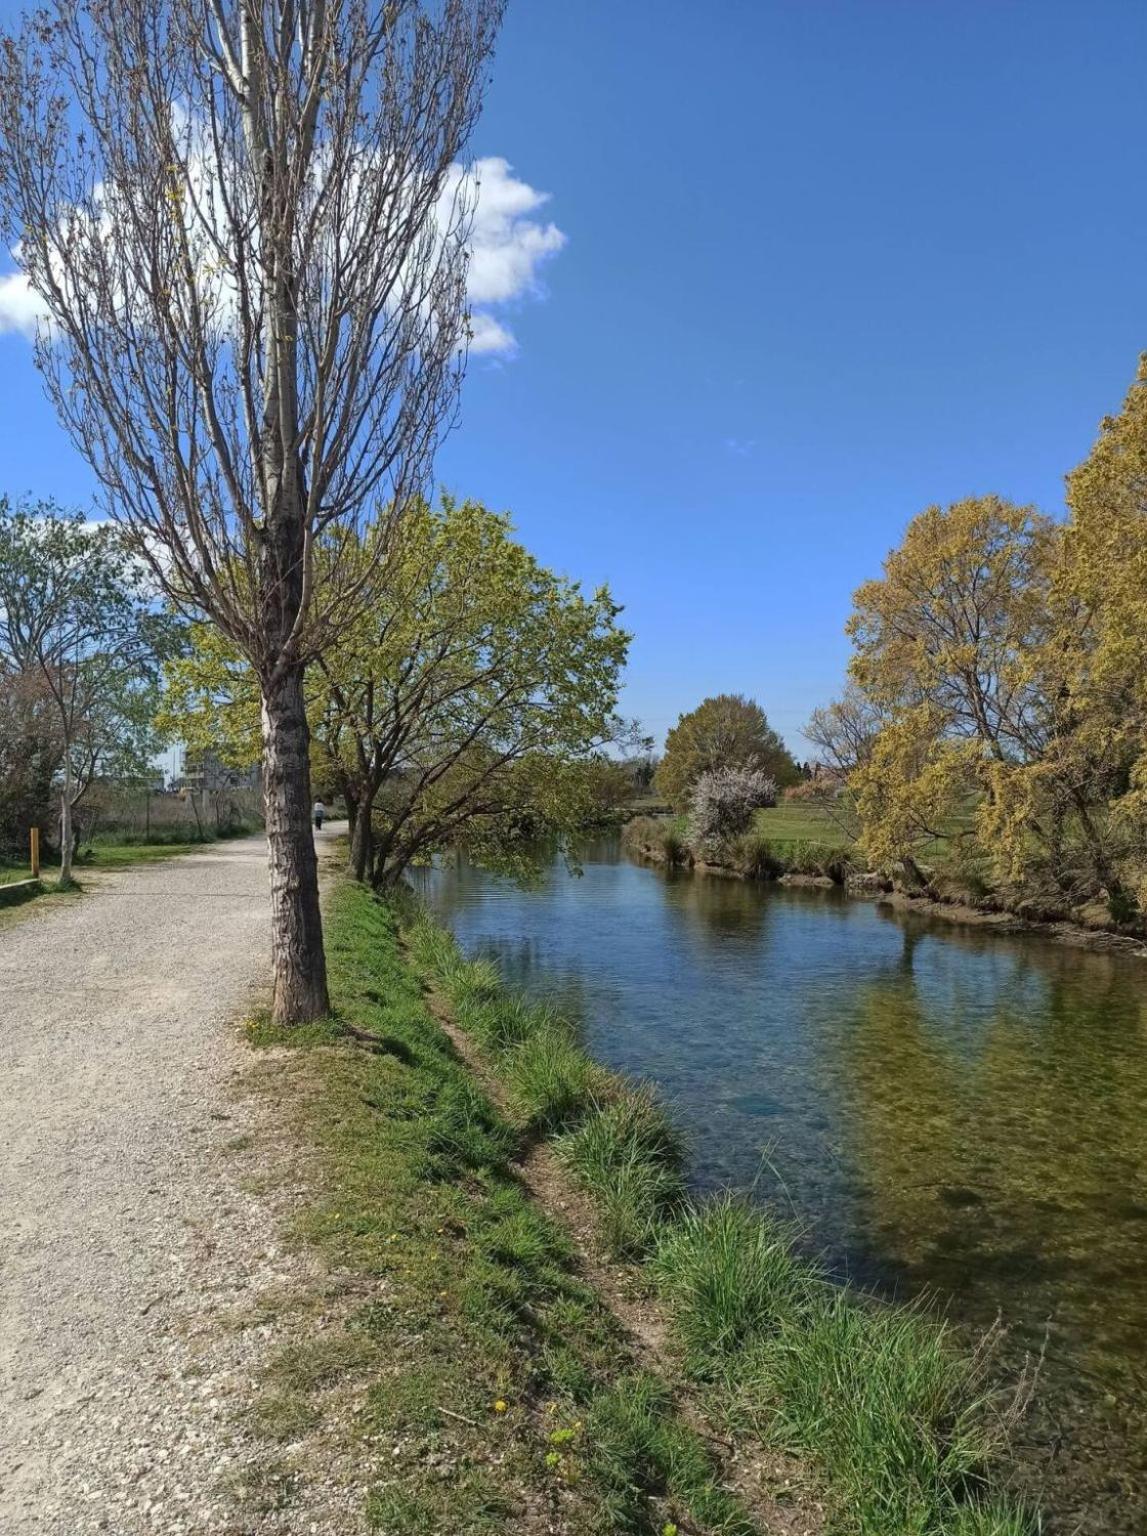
xmin=622 ymin=814 xmax=860 ymax=884
xmin=247 ymin=881 xmax=770 ymax=1535
xmin=401 ymin=894 xmax=1037 ymax=1535
xmin=247 ymin=880 xmax=1036 ymax=1532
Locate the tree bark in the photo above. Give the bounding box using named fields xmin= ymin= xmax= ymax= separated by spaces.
xmin=349 ymin=801 xmax=373 ymax=884
xmin=262 ymin=667 xmax=329 ymax=1024
xmin=58 ymin=762 xmax=74 ymax=886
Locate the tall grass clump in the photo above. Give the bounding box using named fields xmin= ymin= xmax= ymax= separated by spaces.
xmin=502 ymin=1028 xmax=612 ymax=1134
xmin=621 ymin=815 xmax=691 ymax=867
xmin=652 ymin=1198 xmax=812 ymax=1368
xmin=404 ymin=912 xmax=477 ymax=997
xmin=783 ymin=838 xmax=855 ymax=883
xmin=557 ymin=1087 xmax=686 ymax=1257
xmin=654 ymin=1199 xmax=1033 ymax=1534
xmin=732 ymin=831 xmax=784 ymax=880
xmin=457 ymin=992 xmax=564 ymax=1054
xmin=747 ymin=1294 xmax=1032 ymax=1536
xmin=660 ymin=822 xmax=690 ymax=866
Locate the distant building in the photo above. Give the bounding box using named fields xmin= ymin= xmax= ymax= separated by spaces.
xmin=173 ymin=750 xmax=262 ymax=795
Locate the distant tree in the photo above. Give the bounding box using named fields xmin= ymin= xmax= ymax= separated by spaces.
xmin=628 ymin=753 xmax=659 ymax=793
xmin=689 ymin=765 xmax=777 ymax=854
xmin=0 ymin=0 xmax=503 ymax=1020
xmin=0 ymin=666 xmax=60 ymax=858
xmin=0 ymin=499 xmax=176 ymax=883
xmin=804 ymin=684 xmax=885 ymax=776
xmin=656 ymin=693 xmax=798 ymax=812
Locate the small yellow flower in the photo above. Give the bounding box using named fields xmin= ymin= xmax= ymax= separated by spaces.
xmin=493 ymin=1399 xmax=508 ymax=1414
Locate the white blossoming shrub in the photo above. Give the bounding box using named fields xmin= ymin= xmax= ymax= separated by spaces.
xmin=688 ymin=765 xmax=778 ymax=852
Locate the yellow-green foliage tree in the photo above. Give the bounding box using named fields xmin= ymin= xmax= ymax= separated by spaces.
xmin=1044 ymin=355 xmax=1147 ymax=909
xmin=161 ymin=498 xmax=634 ymax=886
xmin=655 ymin=694 xmax=798 ymax=813
xmin=847 ymin=495 xmax=1056 ymax=872
xmin=844 ymin=416 xmax=1147 ymax=916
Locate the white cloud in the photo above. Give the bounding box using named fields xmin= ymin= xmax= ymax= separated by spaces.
xmin=0 ymin=154 xmax=566 ymax=356
xmin=0 ymin=268 xmax=43 ymax=337
xmin=455 ymin=156 xmax=567 ymax=316
xmin=469 ymin=311 xmax=518 ymax=357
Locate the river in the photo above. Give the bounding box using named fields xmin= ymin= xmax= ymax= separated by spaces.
xmin=415 ymin=835 xmax=1147 ymax=1533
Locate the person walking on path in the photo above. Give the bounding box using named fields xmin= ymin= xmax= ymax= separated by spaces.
xmin=312 ymin=799 xmax=326 ymax=832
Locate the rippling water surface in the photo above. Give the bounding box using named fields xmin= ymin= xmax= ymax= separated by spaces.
xmin=415 ymin=837 xmax=1147 ymax=1532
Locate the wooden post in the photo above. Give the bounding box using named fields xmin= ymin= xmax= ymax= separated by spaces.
xmin=30 ymin=826 xmax=40 ymax=879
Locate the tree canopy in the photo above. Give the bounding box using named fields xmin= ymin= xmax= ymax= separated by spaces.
xmin=162 ymin=497 xmax=634 ymax=885
xmin=656 ymin=693 xmax=798 ymax=813
xmin=0 ymin=497 xmax=177 ymax=882
xmin=830 ymin=394 xmax=1147 ymax=918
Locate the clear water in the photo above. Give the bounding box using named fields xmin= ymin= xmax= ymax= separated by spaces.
xmin=415 ymin=837 xmax=1147 ymax=1533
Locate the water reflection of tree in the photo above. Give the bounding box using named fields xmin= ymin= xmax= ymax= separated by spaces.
xmin=827 ymin=945 xmax=1147 ymax=1391
xmin=663 ymin=868 xmax=774 ymax=946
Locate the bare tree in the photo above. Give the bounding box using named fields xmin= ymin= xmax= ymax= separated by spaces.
xmin=0 ymin=0 xmax=503 ymax=1020
xmin=804 ymin=683 xmax=885 ymax=776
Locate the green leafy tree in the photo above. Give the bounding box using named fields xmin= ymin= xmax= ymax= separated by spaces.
xmin=0 ymin=498 xmax=178 ymax=883
xmin=162 ymin=498 xmax=634 ymax=885
xmin=656 ymin=694 xmax=798 ymax=813
xmin=0 ymin=666 xmax=60 ymax=859
xmin=845 ymin=496 xmax=1056 ymax=874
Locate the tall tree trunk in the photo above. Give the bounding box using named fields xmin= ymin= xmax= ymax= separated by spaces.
xmin=343 ymin=785 xmax=359 ymax=842
xmin=349 ymin=800 xmax=373 ymax=883
xmin=58 ymin=759 xmax=74 ymax=886
xmin=262 ymin=667 xmax=329 ymax=1024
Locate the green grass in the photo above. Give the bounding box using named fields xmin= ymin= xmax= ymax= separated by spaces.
xmin=0 ymin=826 xmax=264 ymax=902
xmin=753 ymin=801 xmax=857 ymax=849
xmin=0 ymin=863 xmax=37 ymax=887
xmin=408 ymin=905 xmax=1039 ymax=1536
xmin=556 ymin=1091 xmax=686 ymax=1258
xmin=246 ymin=882 xmax=763 ymax=1536
xmin=749 ymin=1294 xmax=1023 ymax=1536
xmin=75 ymin=840 xmax=208 ymax=869
xmin=503 ymin=1028 xmax=612 ymax=1134
xmin=651 ymin=1199 xmax=812 ymax=1367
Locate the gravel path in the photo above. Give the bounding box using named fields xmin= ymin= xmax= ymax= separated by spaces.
xmin=0 ymin=834 xmax=338 ymax=1535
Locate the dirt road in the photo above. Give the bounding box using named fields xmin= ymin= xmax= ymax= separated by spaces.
xmin=0 ymin=835 xmax=296 ymax=1534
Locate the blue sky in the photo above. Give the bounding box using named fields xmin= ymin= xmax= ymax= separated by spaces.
xmin=2 ymin=0 xmax=1145 ymax=752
